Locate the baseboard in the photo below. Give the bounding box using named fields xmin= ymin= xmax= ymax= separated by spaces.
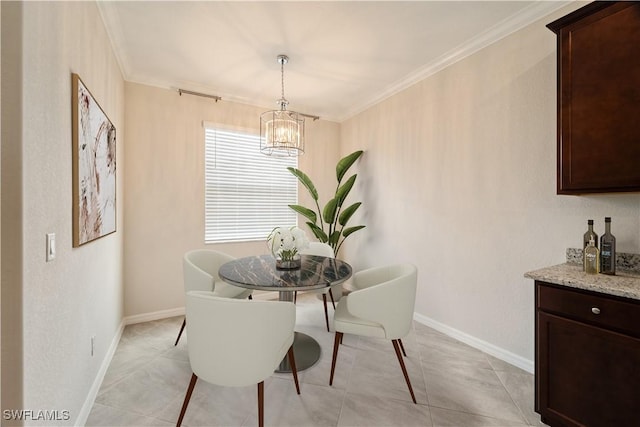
xmin=413 ymin=312 xmax=534 ymax=374
xmin=74 ymin=308 xmax=185 ymax=424
xmin=75 ymin=320 xmax=125 ymax=426
xmin=123 ymin=307 xmax=185 ymax=325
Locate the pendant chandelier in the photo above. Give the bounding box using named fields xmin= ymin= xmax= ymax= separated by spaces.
xmin=260 ymin=55 xmax=305 ymax=157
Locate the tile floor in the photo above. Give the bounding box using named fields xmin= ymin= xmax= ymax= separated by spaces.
xmin=87 ymin=292 xmax=548 ymax=427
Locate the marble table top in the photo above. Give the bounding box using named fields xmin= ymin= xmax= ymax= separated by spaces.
xmin=219 ymin=254 xmax=352 ymax=292
xmin=525 ymin=262 xmax=640 ymax=301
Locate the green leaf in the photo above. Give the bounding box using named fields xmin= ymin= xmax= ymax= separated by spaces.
xmin=342 ymin=225 xmax=365 ymax=237
xmin=288 ymin=205 xmax=317 ymax=224
xmin=307 ymin=222 xmax=327 ymax=242
xmin=336 ymin=150 xmax=363 ymax=183
xmin=338 ymin=202 xmax=361 ymax=226
xmin=288 ymin=167 xmax=318 ymax=201
xmin=323 ymin=198 xmax=338 ymax=224
xmin=328 ymin=230 xmax=341 ymax=247
xmin=335 ymin=174 xmax=356 ymax=207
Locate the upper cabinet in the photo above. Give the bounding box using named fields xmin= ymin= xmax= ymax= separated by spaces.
xmin=547 ymin=1 xmax=640 ymax=194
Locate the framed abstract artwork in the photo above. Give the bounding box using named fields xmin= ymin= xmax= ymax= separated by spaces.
xmin=71 ymin=73 xmax=116 ymax=247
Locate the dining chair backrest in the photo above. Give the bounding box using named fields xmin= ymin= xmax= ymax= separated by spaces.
xmin=299 ymin=242 xmax=335 ymax=258
xmin=347 ymin=263 xmax=417 ymax=339
xmin=183 ymin=249 xmax=235 ymax=293
xmin=185 ymin=290 xmax=296 ymax=387
xmin=329 ymin=263 xmax=418 ymax=404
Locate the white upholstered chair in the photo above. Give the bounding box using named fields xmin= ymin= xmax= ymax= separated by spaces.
xmin=174 ymin=249 xmax=253 ymax=346
xmin=329 ymin=263 xmax=418 ymax=403
xmin=176 ymin=291 xmax=300 ymax=427
xmin=297 ymin=242 xmax=337 ymax=332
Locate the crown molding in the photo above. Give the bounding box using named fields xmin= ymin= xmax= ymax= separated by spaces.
xmin=338 ymin=1 xmax=574 ymax=122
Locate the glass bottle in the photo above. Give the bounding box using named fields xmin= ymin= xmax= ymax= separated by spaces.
xmin=582 ymin=219 xmax=598 ymax=271
xmin=584 ymin=237 xmax=599 ymax=274
xmin=600 ymin=217 xmax=616 ymax=275
xmin=583 ymin=220 xmax=598 ymax=249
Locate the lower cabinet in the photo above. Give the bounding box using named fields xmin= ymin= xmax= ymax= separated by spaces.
xmin=535 ymin=281 xmax=640 ymax=427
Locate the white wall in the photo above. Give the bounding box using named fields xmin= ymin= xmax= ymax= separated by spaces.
xmin=340 ymin=4 xmax=640 ymax=368
xmin=1 ymin=2 xmax=125 ymax=425
xmin=123 ymin=82 xmax=341 ymax=318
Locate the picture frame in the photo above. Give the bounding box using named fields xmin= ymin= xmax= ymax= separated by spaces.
xmin=71 ymin=73 xmax=117 ymax=247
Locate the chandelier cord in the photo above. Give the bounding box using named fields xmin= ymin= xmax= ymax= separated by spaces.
xmin=281 ymin=59 xmax=285 ymax=101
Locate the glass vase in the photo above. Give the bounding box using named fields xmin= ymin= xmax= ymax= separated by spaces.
xmin=276 ymin=254 xmax=301 ymax=270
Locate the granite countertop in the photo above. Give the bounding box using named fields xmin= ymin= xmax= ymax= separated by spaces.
xmin=525 ymin=263 xmax=640 ymax=301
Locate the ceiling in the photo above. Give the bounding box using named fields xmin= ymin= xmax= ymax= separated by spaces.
xmin=98 ymin=1 xmax=571 ymax=122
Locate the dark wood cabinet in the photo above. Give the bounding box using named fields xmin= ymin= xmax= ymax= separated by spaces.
xmin=535 ymin=281 xmax=640 ymax=427
xmin=547 ymin=2 xmax=640 ymax=194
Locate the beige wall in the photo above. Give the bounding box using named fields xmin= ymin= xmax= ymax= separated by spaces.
xmin=340 ymin=4 xmax=640 ymax=367
xmin=123 ymin=83 xmax=341 ymax=317
xmin=1 ymin=1 xmax=23 ymax=420
xmin=1 ymin=1 xmax=125 ymax=425
xmin=0 ymin=0 xmax=2 ymax=412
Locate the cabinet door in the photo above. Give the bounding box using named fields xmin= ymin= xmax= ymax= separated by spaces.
xmin=537 ymin=311 xmax=640 ymax=427
xmin=548 ymin=2 xmax=640 ymax=194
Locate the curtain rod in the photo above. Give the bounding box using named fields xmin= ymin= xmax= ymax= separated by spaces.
xmin=299 ymin=112 xmax=320 ymax=121
xmin=177 ymin=88 xmax=221 ymax=102
xmin=177 ymin=88 xmax=320 ymax=121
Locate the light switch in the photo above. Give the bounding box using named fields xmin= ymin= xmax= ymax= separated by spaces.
xmin=46 ymin=233 xmax=56 ymax=262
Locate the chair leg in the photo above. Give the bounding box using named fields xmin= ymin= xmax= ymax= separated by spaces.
xmin=392 ymin=339 xmax=416 ymax=403
xmin=322 ymin=294 xmax=330 ymax=332
xmin=176 ymin=373 xmax=198 ymax=426
xmin=257 ymin=381 xmax=264 ymax=427
xmin=294 ymin=291 xmax=297 ymax=304
xmin=329 ymin=332 xmax=343 ymax=386
xmin=174 ymin=318 xmax=186 ymax=346
xmin=328 ymin=288 xmax=336 ymax=310
xmin=287 ymin=346 xmax=301 ymax=394
xmin=399 ymin=338 xmax=407 ymax=357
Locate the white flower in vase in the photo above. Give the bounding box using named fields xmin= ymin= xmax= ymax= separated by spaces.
xmin=267 ymin=226 xmax=310 ymax=262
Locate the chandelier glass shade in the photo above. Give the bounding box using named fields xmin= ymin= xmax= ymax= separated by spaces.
xmin=260 ymin=55 xmax=305 ymax=157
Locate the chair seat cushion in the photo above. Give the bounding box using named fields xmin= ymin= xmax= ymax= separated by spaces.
xmin=333 ymin=300 xmax=386 ymax=339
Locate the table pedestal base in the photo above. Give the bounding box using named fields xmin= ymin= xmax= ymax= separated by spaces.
xmin=277 ymin=332 xmax=320 ymax=373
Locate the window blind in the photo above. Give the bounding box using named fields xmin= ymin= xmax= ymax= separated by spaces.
xmin=204 ymin=126 xmax=298 ymax=243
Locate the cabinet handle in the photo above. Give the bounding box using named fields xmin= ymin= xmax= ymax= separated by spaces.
xmin=591 ymin=307 xmax=601 ymax=315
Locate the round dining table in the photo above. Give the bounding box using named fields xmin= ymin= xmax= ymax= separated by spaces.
xmin=219 ymin=254 xmax=352 ymax=372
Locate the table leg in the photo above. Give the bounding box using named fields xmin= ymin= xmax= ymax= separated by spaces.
xmin=277 ymin=290 xmax=322 ymax=372
xmin=279 ymin=290 xmax=293 ymax=302
xmin=276 ymin=331 xmax=321 ymax=373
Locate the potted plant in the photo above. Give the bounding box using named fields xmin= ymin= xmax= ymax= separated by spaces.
xmin=287 ymin=150 xmax=365 ymax=256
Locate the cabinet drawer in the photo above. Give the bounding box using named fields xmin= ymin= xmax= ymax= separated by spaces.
xmin=536 ymin=282 xmax=640 ymax=337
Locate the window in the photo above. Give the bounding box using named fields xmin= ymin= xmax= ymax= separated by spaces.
xmin=204 ymin=125 xmax=298 ymax=243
